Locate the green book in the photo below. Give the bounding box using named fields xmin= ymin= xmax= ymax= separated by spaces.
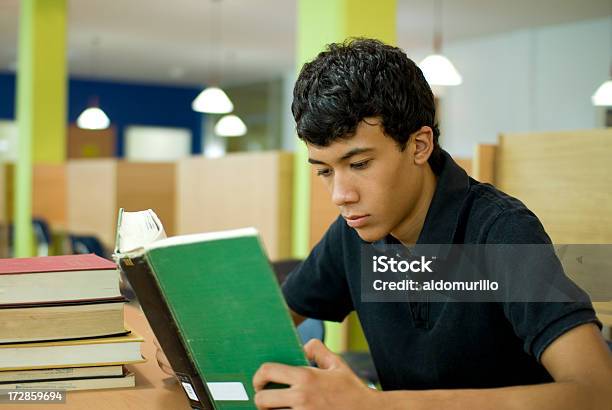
xmin=114 ymin=209 xmax=307 ymax=410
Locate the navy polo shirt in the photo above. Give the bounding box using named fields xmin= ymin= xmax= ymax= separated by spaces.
xmin=282 ymin=150 xmax=601 ymax=390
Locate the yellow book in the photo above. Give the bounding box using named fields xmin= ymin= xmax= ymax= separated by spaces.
xmin=0 ymin=298 xmax=128 ymax=343
xmin=0 ymin=331 xmax=145 ymax=371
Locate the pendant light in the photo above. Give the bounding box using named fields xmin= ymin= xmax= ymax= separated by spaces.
xmin=592 ymin=79 xmax=612 ymax=106
xmin=77 ymin=38 xmax=111 ymax=130
xmin=592 ymin=6 xmax=612 ymax=106
xmin=192 ymin=0 xmax=234 ymax=114
xmin=192 ymin=87 xmax=233 ymax=113
xmin=419 ymin=0 xmax=462 ymax=86
xmin=214 ymin=114 xmax=247 ymax=137
xmin=76 ymin=97 xmax=110 ymax=130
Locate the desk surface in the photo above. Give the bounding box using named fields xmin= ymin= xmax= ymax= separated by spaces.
xmin=11 ymin=303 xmax=191 ymax=410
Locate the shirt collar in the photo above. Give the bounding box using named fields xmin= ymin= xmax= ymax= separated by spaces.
xmin=416 ymin=149 xmax=470 ymax=245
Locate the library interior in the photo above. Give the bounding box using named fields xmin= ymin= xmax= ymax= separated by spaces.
xmin=0 ymin=0 xmax=611 ymax=409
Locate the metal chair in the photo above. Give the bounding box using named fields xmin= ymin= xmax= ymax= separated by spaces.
xmin=68 ymin=234 xmax=108 ymax=258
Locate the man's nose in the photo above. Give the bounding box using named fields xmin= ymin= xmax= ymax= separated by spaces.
xmin=331 ymin=173 xmax=359 ymax=206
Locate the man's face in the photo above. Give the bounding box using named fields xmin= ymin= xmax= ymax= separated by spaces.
xmin=307 ymin=118 xmax=432 ymax=243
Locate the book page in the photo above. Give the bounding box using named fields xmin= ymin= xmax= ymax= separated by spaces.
xmin=116 ymin=209 xmax=167 ymax=253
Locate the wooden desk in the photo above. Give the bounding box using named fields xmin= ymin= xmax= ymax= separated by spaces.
xmin=12 ymin=303 xmax=191 ymax=410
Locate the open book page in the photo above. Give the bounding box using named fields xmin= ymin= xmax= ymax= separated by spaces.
xmin=115 ymin=208 xmax=167 ymax=255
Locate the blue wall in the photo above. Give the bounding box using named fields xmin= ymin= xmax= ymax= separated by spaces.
xmin=0 ymin=72 xmax=204 ymax=156
xmin=0 ymin=73 xmax=16 ymax=119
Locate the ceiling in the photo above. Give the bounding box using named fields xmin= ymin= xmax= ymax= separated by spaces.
xmin=0 ymin=0 xmax=610 ymax=87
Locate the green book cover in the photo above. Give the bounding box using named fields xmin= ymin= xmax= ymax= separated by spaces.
xmin=139 ymin=228 xmax=307 ymax=409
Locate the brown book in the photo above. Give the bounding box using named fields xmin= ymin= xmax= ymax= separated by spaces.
xmin=0 ymin=297 xmax=129 ymax=344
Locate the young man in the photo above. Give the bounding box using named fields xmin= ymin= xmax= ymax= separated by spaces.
xmin=252 ymin=39 xmax=612 ymax=409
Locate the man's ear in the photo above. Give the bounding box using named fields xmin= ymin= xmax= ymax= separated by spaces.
xmin=411 ymin=126 xmax=434 ymax=165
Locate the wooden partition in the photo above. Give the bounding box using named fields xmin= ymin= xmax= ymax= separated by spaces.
xmin=0 ymin=163 xmax=67 ymax=256
xmin=473 ymin=129 xmax=612 ymax=327
xmin=32 ymin=164 xmax=67 ymax=228
xmin=116 ymin=162 xmax=176 ymax=236
xmin=2 ymin=164 xmax=15 ymax=227
xmin=476 ymin=129 xmax=612 ymax=244
xmin=67 ymin=160 xmax=176 ymax=249
xmin=67 ymin=160 xmax=117 ymax=248
xmin=67 ymin=124 xmax=116 ymax=159
xmin=0 ymin=164 xmax=7 ymax=225
xmin=176 ymin=151 xmax=293 ymax=261
xmin=0 ymin=164 xmax=7 ymax=257
xmin=472 ymin=144 xmax=497 ymax=185
xmin=454 ymin=157 xmax=473 ymax=176
xmin=1 ymin=163 xmax=67 ymax=229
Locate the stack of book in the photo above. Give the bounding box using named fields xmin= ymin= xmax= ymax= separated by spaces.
xmin=0 ymin=254 xmax=144 ymax=391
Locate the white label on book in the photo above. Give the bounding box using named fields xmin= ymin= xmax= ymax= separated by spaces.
xmin=181 ymin=381 xmax=199 ymax=401
xmin=207 ymin=382 xmax=249 ymax=401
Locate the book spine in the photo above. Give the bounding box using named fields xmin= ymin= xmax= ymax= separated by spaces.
xmin=119 ymin=256 xmax=215 ymax=410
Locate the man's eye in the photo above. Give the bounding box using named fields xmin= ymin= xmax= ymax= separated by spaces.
xmin=316 ymin=168 xmax=332 ymax=177
xmin=351 ymin=160 xmax=371 ymax=170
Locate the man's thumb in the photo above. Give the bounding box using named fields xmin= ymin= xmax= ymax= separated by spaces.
xmin=303 ymin=339 xmax=345 ymax=370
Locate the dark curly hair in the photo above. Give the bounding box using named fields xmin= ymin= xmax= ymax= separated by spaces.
xmin=292 ymin=38 xmax=442 ymax=168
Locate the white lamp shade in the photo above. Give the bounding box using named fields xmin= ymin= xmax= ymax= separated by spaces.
xmin=419 ymin=54 xmax=463 ymax=86
xmin=592 ymin=80 xmax=612 ymax=106
xmin=76 ymin=107 xmax=111 ymax=130
xmin=192 ymin=87 xmax=234 ymax=113
xmin=214 ymin=114 xmax=247 ymax=137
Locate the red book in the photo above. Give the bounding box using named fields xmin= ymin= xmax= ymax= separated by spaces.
xmin=0 ymin=254 xmax=121 ymax=305
xmin=0 ymin=254 xmax=116 ymax=275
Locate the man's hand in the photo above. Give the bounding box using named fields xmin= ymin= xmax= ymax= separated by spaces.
xmin=252 ymin=339 xmax=380 ymax=410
